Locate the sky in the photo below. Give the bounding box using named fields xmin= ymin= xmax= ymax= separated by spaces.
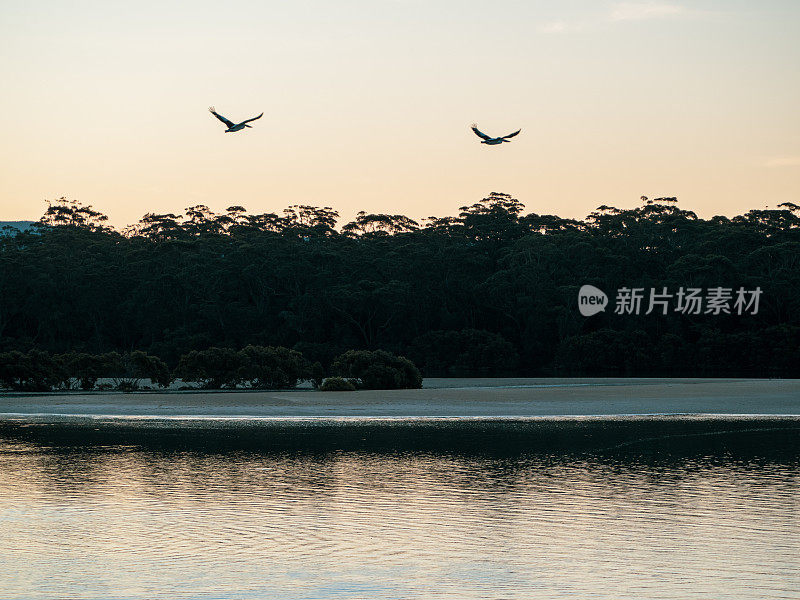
xmin=1 ymin=0 xmax=798 ymax=228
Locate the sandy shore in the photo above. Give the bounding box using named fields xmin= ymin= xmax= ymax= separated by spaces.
xmin=0 ymin=378 xmax=798 ymax=418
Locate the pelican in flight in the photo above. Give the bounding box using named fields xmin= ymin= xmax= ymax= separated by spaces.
xmin=209 ymin=107 xmax=264 ymax=132
xmin=471 ymin=123 xmax=521 ymax=145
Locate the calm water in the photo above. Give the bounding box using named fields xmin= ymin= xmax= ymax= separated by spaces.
xmin=1 ymin=417 xmax=798 ymax=599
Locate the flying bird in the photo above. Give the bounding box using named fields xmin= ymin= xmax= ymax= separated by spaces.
xmin=208 ymin=107 xmax=264 ymax=132
xmin=470 ymin=123 xmax=521 ymax=145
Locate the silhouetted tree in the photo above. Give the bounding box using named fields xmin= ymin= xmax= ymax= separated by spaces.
xmin=39 ymin=197 xmax=109 ymax=230
xmin=331 ymin=350 xmax=422 ymax=389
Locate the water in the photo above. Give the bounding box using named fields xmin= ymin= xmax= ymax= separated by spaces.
xmin=1 ymin=417 xmax=798 ymax=599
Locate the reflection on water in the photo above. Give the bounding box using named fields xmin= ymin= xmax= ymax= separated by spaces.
xmin=1 ymin=417 xmax=798 ymax=599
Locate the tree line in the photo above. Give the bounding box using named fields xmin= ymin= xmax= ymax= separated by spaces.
xmin=1 ymin=193 xmax=799 ymax=379
xmin=0 ymin=347 xmax=421 ymax=392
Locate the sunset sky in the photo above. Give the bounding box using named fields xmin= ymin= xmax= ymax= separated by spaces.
xmin=1 ymin=0 xmax=798 ymax=228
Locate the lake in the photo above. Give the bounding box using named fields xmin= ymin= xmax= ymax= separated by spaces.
xmin=1 ymin=416 xmax=798 ymax=599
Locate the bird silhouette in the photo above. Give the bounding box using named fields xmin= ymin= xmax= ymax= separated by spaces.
xmin=209 ymin=107 xmax=264 ymax=132
xmin=471 ymin=123 xmax=521 ymax=145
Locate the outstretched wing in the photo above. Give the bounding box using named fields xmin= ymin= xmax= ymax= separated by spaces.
xmin=471 ymin=123 xmax=493 ymax=140
xmin=501 ymin=128 xmax=521 ymax=140
xmin=209 ymin=106 xmax=235 ymax=128
xmin=240 ymin=112 xmax=264 ymax=125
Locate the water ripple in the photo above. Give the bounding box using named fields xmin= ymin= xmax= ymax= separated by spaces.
xmin=0 ymin=421 xmax=798 ymax=599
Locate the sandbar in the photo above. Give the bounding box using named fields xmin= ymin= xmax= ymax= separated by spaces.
xmin=1 ymin=378 xmax=798 ymax=418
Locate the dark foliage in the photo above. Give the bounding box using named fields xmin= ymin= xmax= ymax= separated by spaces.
xmin=238 ymin=345 xmax=313 ymax=389
xmin=174 ymin=347 xmax=244 ymax=389
xmin=0 ymin=350 xmax=65 ymax=391
xmin=58 ymin=352 xmax=112 ymax=390
xmin=107 ymin=351 xmax=172 ymax=390
xmin=409 ymin=329 xmax=519 ymax=377
xmin=331 ymin=350 xmax=423 ymax=389
xmin=0 ymin=349 xmax=170 ymax=391
xmin=319 ymin=376 xmax=357 ymax=391
xmin=1 ymin=194 xmax=799 ymax=378
xmin=173 ymin=345 xmax=315 ymax=389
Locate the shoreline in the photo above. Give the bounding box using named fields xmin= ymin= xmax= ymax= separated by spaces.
xmin=1 ymin=378 xmax=799 ymax=419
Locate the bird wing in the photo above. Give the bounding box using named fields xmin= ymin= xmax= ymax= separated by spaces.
xmin=501 ymin=129 xmax=521 ymax=139
xmin=240 ymin=112 xmax=264 ymax=125
xmin=209 ymin=107 xmax=235 ymax=128
xmin=471 ymin=124 xmax=493 ymax=140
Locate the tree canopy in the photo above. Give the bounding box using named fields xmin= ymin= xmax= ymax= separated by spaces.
xmin=1 ymin=194 xmax=798 ymax=378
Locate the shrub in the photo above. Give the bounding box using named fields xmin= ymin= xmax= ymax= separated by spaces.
xmin=319 ymin=376 xmax=357 ymax=391
xmin=0 ymin=350 xmax=65 ymax=391
xmin=175 ymin=347 xmax=243 ymax=389
xmin=175 ymin=345 xmax=315 ymax=389
xmin=107 ymin=351 xmax=172 ymax=389
xmin=238 ymin=345 xmax=312 ymax=389
xmin=0 ymin=350 xmax=171 ymax=392
xmin=57 ymin=352 xmax=102 ymax=390
xmin=57 ymin=352 xmax=128 ymax=390
xmin=331 ymin=350 xmax=422 ymax=390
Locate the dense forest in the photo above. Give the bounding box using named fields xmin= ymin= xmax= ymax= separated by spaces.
xmin=1 ymin=193 xmax=799 ymax=379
